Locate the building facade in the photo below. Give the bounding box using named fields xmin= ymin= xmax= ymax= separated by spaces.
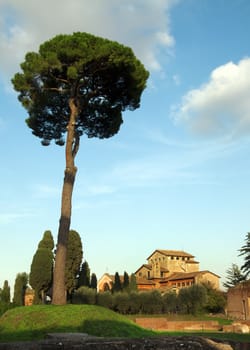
xmin=227 ymin=281 xmax=250 ymax=320
xmin=97 ymin=249 xmax=220 ymax=293
xmin=135 ymin=249 xmax=220 ymax=292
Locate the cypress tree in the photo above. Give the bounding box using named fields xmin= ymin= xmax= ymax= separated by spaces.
xmin=1 ymin=280 xmax=10 ymax=304
xmin=29 ymin=230 xmax=54 ymax=303
xmin=129 ymin=273 xmax=138 ymax=292
xmin=112 ymin=272 xmax=122 ymax=293
xmin=65 ymin=230 xmax=83 ymax=300
xmin=123 ymin=271 xmax=129 ymax=291
xmin=13 ymin=272 xmax=28 ymax=306
xmin=90 ymin=273 xmax=97 ymax=290
xmin=78 ymin=261 xmax=90 ymax=288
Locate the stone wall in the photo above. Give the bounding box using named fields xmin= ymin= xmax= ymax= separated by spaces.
xmin=227 ymin=282 xmax=250 ymax=320
xmin=0 ymin=334 xmax=241 ymax=350
xmin=135 ymin=318 xmax=221 ymax=331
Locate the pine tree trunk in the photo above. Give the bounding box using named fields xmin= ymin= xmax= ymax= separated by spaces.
xmin=52 ymin=98 xmax=78 ymax=305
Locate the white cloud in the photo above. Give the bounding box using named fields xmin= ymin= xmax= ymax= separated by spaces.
xmin=171 ymin=58 xmax=250 ymax=138
xmin=0 ymin=0 xmax=176 ymax=82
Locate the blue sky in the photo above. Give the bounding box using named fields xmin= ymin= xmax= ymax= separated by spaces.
xmin=0 ymin=0 xmax=250 ymax=294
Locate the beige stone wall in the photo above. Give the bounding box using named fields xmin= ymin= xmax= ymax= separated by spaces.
xmin=136 ymin=265 xmax=151 ymax=279
xmin=148 ymin=251 xmax=199 ymax=278
xmin=227 ymin=283 xmax=250 ymax=320
xmin=196 ymin=272 xmax=220 ymax=290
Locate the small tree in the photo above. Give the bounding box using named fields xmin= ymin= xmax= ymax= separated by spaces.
xmin=65 ymin=229 xmax=83 ymax=300
xmin=1 ymin=280 xmax=10 ymax=304
xmin=90 ymin=273 xmax=97 ymax=290
xmin=113 ymin=292 xmax=130 ymax=314
xmin=123 ymin=271 xmax=129 ymax=291
xmin=13 ymin=272 xmax=28 ymax=306
xmin=112 ymin=272 xmax=122 ymax=293
xmin=78 ymin=261 xmax=90 ymax=288
xmin=12 ymin=32 xmax=149 ymax=305
xmin=140 ymin=290 xmax=162 ymax=314
xmin=202 ymin=282 xmax=226 ymax=313
xmin=178 ymin=284 xmax=207 ymax=315
xmin=72 ymin=286 xmax=96 ymax=305
xmin=223 ymin=263 xmax=246 ymax=289
xmin=239 ymin=232 xmax=250 ymax=278
xmin=129 ymin=273 xmax=137 ymax=292
xmin=29 ymin=231 xmax=54 ymax=303
xmin=96 ymin=291 xmax=113 ymax=309
xmin=162 ymin=291 xmax=177 ymax=314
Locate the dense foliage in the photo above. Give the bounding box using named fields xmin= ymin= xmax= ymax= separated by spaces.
xmin=29 ymin=231 xmax=54 ymax=303
xmin=72 ymin=284 xmax=226 ymax=316
xmin=238 ymin=232 xmax=250 ymax=278
xmin=0 ymin=281 xmax=10 ymax=304
xmin=65 ymin=230 xmax=83 ymax=300
xmin=12 ymin=32 xmax=149 ymax=144
xmin=223 ymin=263 xmax=246 ymax=289
xmin=13 ymin=272 xmax=28 ymax=306
xmin=77 ymin=261 xmax=90 ymax=288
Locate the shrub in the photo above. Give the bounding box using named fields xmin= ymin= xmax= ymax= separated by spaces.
xmin=72 ymin=286 xmax=96 ymax=305
xmin=140 ymin=290 xmax=163 ymax=314
xmin=96 ymin=291 xmax=113 ymax=309
xmin=113 ymin=292 xmax=130 ymax=314
xmin=162 ymin=291 xmax=178 ymax=314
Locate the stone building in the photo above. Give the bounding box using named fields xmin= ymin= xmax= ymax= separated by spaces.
xmin=97 ymin=249 xmax=220 ymax=292
xmin=227 ymin=281 xmax=250 ymax=320
xmin=135 ymin=249 xmax=220 ymax=292
xmin=24 ymin=287 xmax=35 ymax=306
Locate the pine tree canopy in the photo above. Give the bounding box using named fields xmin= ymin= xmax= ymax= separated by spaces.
xmin=12 ymin=32 xmax=149 ymax=145
xmin=239 ymin=232 xmax=250 ymax=277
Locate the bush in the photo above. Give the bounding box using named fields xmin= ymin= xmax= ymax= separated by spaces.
xmin=96 ymin=291 xmax=113 ymax=309
xmin=140 ymin=290 xmax=163 ymax=314
xmin=72 ymin=286 xmax=96 ymax=305
xmin=203 ymin=283 xmax=226 ymax=313
xmin=162 ymin=291 xmax=177 ymax=314
xmin=113 ymin=292 xmax=130 ymax=314
xmin=178 ymin=284 xmax=207 ymax=315
xmin=127 ymin=291 xmax=141 ymax=314
xmin=0 ymin=302 xmax=14 ymax=317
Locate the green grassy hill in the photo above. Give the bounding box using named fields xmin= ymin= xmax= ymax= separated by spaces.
xmin=1 ymin=305 xmax=250 ymax=343
xmin=0 ymin=304 xmax=155 ymax=341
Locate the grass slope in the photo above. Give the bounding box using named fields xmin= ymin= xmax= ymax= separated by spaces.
xmin=0 ymin=304 xmax=155 ymax=341
xmin=1 ymin=305 xmax=250 ymax=343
